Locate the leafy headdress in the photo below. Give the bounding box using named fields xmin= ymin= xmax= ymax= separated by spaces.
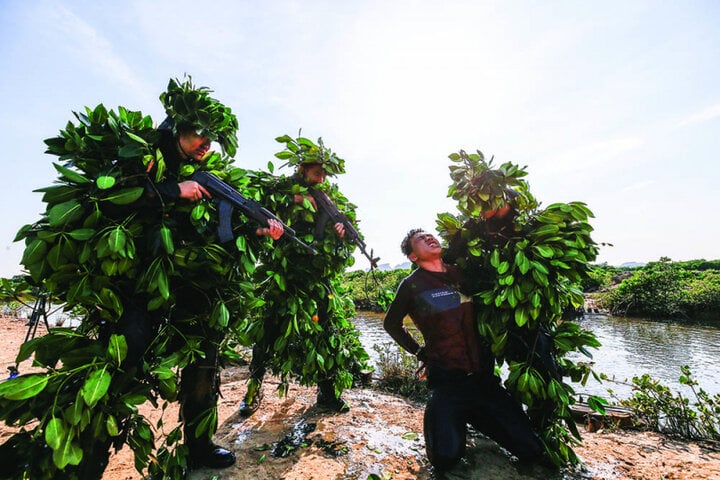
xmin=274 ymin=133 xmax=346 ymax=176
xmin=159 ymin=76 xmax=239 ymax=156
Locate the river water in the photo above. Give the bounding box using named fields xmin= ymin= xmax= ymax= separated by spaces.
xmin=352 ymin=311 xmax=720 ymax=401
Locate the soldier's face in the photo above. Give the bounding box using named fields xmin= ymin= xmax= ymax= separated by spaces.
xmin=302 ymin=164 xmax=326 ymax=184
xmin=178 ymin=131 xmax=211 ymax=161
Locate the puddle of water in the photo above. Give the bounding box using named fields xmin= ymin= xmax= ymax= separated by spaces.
xmin=230 ymin=427 xmax=253 ymax=448
xmin=270 ymin=418 xmax=316 ymax=457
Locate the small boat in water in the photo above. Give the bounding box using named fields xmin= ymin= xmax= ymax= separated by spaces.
xmin=570 ymin=402 xmax=634 ymax=431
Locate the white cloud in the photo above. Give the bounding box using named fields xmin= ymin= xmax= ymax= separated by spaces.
xmin=676 ymin=103 xmax=720 ymax=128
xmin=543 ymin=137 xmax=645 ymax=175
xmin=44 ymin=4 xmax=153 ymax=99
xmin=620 ymin=179 xmax=655 ymax=193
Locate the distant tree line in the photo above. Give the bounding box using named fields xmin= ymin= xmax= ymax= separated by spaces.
xmin=341 ymin=268 xmax=411 ymax=312
xmin=343 ymin=258 xmax=720 ymax=322
xmin=592 ymin=258 xmax=720 ymax=321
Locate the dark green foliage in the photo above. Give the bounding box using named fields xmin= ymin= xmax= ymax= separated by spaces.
xmin=341 ymin=268 xmax=411 ymax=312
xmin=436 ymin=149 xmax=602 ymax=466
xmin=581 ymin=265 xmax=615 ymax=292
xmin=371 ymin=342 xmax=427 ymax=403
xmin=610 ymin=367 xmax=720 ymax=442
xmin=672 ymin=259 xmax=720 ymax=271
xmin=597 ymin=258 xmax=720 ymax=320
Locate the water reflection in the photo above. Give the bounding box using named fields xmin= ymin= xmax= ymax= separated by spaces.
xmin=572 ymin=314 xmax=720 ymax=400
xmin=352 ymin=311 xmax=720 ymax=400
xmin=353 ymin=311 xmax=397 ymax=368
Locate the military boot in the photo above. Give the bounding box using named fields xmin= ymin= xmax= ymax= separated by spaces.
xmin=316 ymin=380 xmax=350 ymax=413
xmin=239 ymin=380 xmax=263 ymax=417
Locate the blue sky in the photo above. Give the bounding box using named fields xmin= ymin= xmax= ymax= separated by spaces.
xmin=1 ymin=0 xmax=718 ymax=277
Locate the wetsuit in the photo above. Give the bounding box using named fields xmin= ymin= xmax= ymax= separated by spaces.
xmin=383 ymin=265 xmax=545 ymax=471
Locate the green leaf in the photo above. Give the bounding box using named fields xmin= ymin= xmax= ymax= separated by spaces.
xmin=194 ymin=409 xmax=217 ymax=439
xmin=96 ymin=176 xmax=117 ymax=189
xmin=516 ymin=250 xmax=530 ymax=274
xmin=274 ymin=273 xmax=286 ymax=291
xmin=532 ymin=224 xmax=560 ymax=237
xmin=191 ymin=204 xmax=206 ymax=220
xmin=274 ymin=150 xmax=295 ymax=160
xmin=160 ymin=225 xmax=174 ymax=254
xmin=0 ymin=374 xmax=49 ymax=400
xmin=47 ymin=244 xmax=64 ymax=270
xmin=507 ymin=287 xmax=517 ymax=307
xmin=151 ymin=366 xmax=176 ymax=380
xmin=96 ymin=287 xmax=122 ymax=315
xmin=106 ymin=414 xmax=120 ymax=436
xmin=68 ymin=228 xmax=95 ymax=240
xmin=45 ymin=417 xmax=67 ymax=450
xmin=212 ymin=301 xmax=230 ymax=328
xmin=531 ymin=260 xmax=549 ymax=274
xmin=533 ymin=245 xmax=554 ymax=258
xmin=104 ymin=186 xmax=144 ymax=205
xmin=53 ymin=163 xmax=91 ymax=184
xmin=48 ymin=199 xmax=85 ymax=227
xmin=64 ymin=390 xmax=84 ymax=426
xmin=490 ymin=249 xmax=500 ymax=268
xmin=82 ymin=367 xmax=112 ymax=408
xmin=125 ymin=131 xmax=149 ymax=145
xmin=235 ymin=235 xmax=247 ymax=253
xmin=107 ymin=334 xmax=128 ymax=366
xmin=53 ymin=434 xmax=83 ymax=469
xmin=37 ymin=184 xmax=84 ymax=204
xmin=147 ymin=295 xmax=166 ymax=311
xmin=107 ymin=227 xmax=127 ymax=253
xmin=514 ymin=308 xmax=529 ymax=327
xmin=156 ymin=265 xmax=170 ymax=300
xmin=21 ymin=238 xmax=48 ymax=265
xmin=158 ymin=377 xmax=178 ymax=400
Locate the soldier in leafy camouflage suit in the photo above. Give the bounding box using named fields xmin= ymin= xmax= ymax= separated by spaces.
xmin=0 ymin=77 xmax=281 ymax=479
xmin=238 ymin=134 xmax=370 ymax=417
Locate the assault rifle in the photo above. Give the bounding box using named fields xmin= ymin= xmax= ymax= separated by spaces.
xmin=191 ymin=171 xmax=317 ymax=255
xmin=309 ymin=188 xmax=379 ymax=268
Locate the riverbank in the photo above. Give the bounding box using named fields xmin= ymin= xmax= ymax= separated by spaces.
xmin=1 ymin=315 xmax=719 ymax=479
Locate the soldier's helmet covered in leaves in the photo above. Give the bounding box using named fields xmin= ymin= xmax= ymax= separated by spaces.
xmin=159 ymin=76 xmax=239 ymax=157
xmin=274 ymin=134 xmax=346 ymax=176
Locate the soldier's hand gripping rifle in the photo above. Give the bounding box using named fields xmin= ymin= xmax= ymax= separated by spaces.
xmin=309 ymin=188 xmax=379 ymax=268
xmin=191 ymin=171 xmax=317 ymax=255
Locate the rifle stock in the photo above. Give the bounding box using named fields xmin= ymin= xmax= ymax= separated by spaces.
xmin=309 ymin=188 xmax=379 ymax=268
xmin=191 ymin=171 xmax=317 ymax=255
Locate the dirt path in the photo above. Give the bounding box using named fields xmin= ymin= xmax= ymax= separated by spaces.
xmin=1 ymin=315 xmax=719 ymax=479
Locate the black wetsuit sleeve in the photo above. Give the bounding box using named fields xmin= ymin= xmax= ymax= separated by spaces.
xmin=383 ymin=280 xmax=422 ymax=355
xmin=152 ymin=180 xmax=181 ymax=199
